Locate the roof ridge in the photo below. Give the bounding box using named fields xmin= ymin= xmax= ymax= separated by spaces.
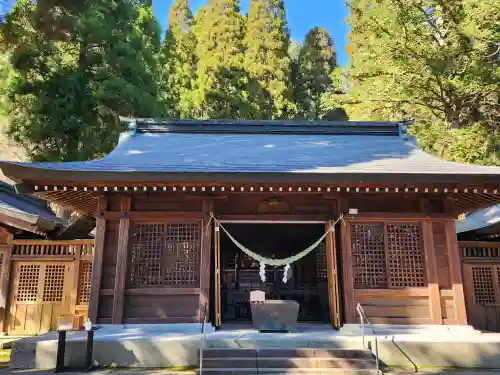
xmin=120 ymin=118 xmax=410 ymax=137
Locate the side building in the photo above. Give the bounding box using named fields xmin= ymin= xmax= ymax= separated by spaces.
xmin=1 ymin=119 xmax=499 ymax=330
xmin=457 ymin=205 xmax=500 ymax=331
xmin=0 ymin=181 xmax=94 ymax=335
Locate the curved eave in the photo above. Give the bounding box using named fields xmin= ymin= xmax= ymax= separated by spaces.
xmin=1 ymin=162 xmax=500 ymax=185
xmin=0 ymin=211 xmax=60 ymax=235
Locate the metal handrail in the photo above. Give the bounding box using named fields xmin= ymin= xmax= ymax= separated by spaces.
xmin=356 ymin=303 xmax=380 ymax=374
xmin=199 ymin=302 xmax=208 ymax=375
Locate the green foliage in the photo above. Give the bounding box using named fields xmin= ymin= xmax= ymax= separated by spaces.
xmin=294 ymin=27 xmax=337 ymax=120
xmin=345 ymin=0 xmax=500 ymax=165
xmin=2 ymin=0 xmax=163 ymax=161
xmin=193 ymin=0 xmax=254 ymax=119
xmin=244 ymin=0 xmax=295 ymax=119
xmin=161 ymin=0 xmax=196 ymax=117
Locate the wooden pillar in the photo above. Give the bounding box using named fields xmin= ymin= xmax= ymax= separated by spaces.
xmin=69 ymin=245 xmax=82 ymax=316
xmin=88 ymin=196 xmax=108 ymax=323
xmin=199 ymin=198 xmax=214 ymax=321
xmin=422 ymin=220 xmax=442 ymax=324
xmin=112 ymin=196 xmax=131 ymax=324
xmin=0 ymin=231 xmax=13 ymax=334
xmin=339 ymin=198 xmax=356 ymax=323
xmin=445 ymin=219 xmax=467 ymax=325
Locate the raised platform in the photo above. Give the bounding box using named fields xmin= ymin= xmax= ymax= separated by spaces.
xmin=8 ymin=323 xmax=500 ymax=371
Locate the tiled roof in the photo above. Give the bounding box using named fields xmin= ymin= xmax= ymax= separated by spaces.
xmin=0 ymin=181 xmax=63 ymax=233
xmin=456 ymin=205 xmax=500 ymax=234
xmin=0 ymin=119 xmax=499 ymax=184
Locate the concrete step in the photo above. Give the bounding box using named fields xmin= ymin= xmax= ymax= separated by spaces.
xmin=202 ymin=357 xmax=376 ymax=369
xmin=258 ymin=348 xmax=374 ymax=359
xmin=197 ymin=369 xmax=381 ymax=375
xmin=201 ymin=348 xmax=373 ymax=359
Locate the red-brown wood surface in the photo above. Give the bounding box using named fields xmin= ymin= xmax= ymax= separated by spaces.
xmin=341 ymin=217 xmax=356 ymax=323
xmin=200 ymin=198 xmax=214 ymax=321
xmin=112 ymin=196 xmax=131 ymax=324
xmin=88 ymin=196 xmax=108 ymax=323
xmin=445 ymin=220 xmax=468 ymax=325
xmin=422 ymin=220 xmax=442 ymax=324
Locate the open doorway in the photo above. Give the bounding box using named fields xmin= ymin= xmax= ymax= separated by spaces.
xmin=218 ymin=223 xmax=331 ymax=324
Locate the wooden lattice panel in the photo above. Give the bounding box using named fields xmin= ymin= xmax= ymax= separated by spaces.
xmin=164 ymin=223 xmax=201 ymax=286
xmin=472 ymin=266 xmax=496 ymax=305
xmin=386 ymin=223 xmax=426 ymax=287
xmin=129 ymin=222 xmax=201 ymax=287
xmin=351 ymin=223 xmax=387 ymax=288
xmin=78 ymin=261 xmax=92 ymax=304
xmin=16 ymin=264 xmax=40 ymax=303
xmin=316 ymin=242 xmax=327 ymax=280
xmin=42 ymin=265 xmax=65 ymax=303
xmin=130 ymin=223 xmax=165 ymax=286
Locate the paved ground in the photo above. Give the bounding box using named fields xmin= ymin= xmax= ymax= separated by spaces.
xmin=0 ymin=369 xmax=499 ymax=375
xmin=0 ymin=369 xmax=193 ymax=375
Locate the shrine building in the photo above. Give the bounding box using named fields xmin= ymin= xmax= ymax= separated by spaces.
xmin=1 ymin=119 xmax=500 ymax=330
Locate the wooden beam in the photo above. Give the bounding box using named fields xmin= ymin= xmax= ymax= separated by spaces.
xmin=100 ymin=288 xmax=201 ymax=296
xmin=217 ymin=214 xmax=331 ymax=222
xmin=12 ymin=239 xmax=95 ymax=246
xmin=88 ymin=195 xmax=108 ymax=323
xmin=422 ymin=220 xmax=442 ymax=324
xmin=200 ymin=198 xmax=214 ymax=321
xmin=355 ymin=288 xmax=429 ymax=299
xmin=99 ymin=211 xmax=205 ymax=220
xmin=445 ymin=220 xmax=468 ymax=325
xmin=112 ymin=196 xmax=132 ymax=324
xmin=346 ymin=213 xmax=456 ymax=221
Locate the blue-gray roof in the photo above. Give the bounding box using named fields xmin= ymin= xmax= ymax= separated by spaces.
xmin=0 ymin=181 xmax=63 ymax=233
xmin=456 ymin=205 xmax=500 ymax=234
xmin=0 ymin=119 xmax=499 ymax=184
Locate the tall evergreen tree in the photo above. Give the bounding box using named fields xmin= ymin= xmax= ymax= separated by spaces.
xmin=161 ymin=0 xmax=196 ymax=117
xmin=294 ymin=27 xmax=336 ymax=120
xmin=193 ymin=0 xmax=259 ymax=119
xmin=244 ymin=0 xmax=294 ymax=119
xmin=2 ymin=0 xmax=163 ymax=161
xmin=346 ymin=0 xmax=500 ymax=165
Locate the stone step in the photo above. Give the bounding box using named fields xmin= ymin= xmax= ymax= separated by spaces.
xmin=197 ymin=368 xmax=381 ymax=375
xmin=201 ymin=348 xmax=373 ymax=359
xmin=202 ymin=357 xmax=376 ymax=369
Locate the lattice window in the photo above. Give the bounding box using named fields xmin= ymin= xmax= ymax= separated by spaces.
xmin=316 ymin=242 xmax=327 ymax=280
xmin=129 ymin=222 xmax=201 ymax=287
xmin=42 ymin=265 xmax=65 ymax=303
xmin=16 ymin=264 xmax=40 ymax=303
xmin=164 ymin=224 xmax=201 ymax=285
xmin=352 ymin=223 xmax=387 ymax=288
xmin=472 ymin=266 xmax=496 ymax=305
xmin=386 ymin=223 xmax=425 ymax=287
xmin=78 ymin=261 xmax=92 ymax=305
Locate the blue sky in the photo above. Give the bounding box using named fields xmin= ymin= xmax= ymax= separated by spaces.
xmin=152 ymin=0 xmax=349 ymax=66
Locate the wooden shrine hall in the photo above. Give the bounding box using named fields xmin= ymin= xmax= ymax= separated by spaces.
xmin=1 ymin=119 xmax=500 ymax=330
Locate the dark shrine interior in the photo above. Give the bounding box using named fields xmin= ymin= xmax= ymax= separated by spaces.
xmin=220 ymin=223 xmax=330 ymax=323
